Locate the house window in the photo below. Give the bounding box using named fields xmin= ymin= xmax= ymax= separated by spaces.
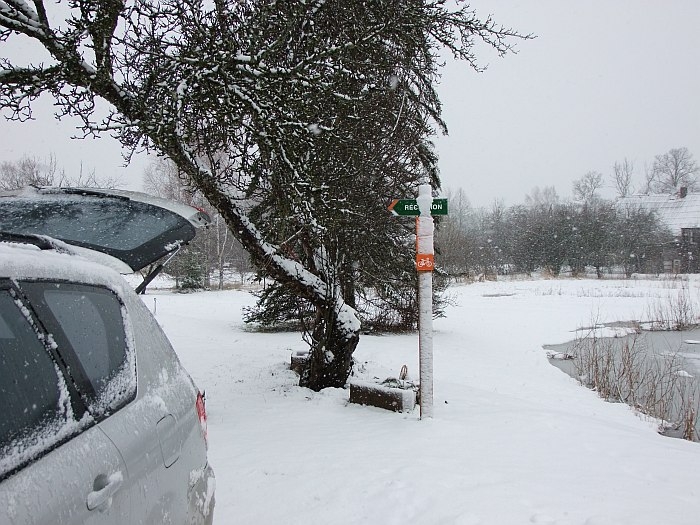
xmin=682 ymin=228 xmax=700 ymax=244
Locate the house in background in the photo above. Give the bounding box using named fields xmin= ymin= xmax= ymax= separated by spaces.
xmin=618 ymin=187 xmax=700 ymax=273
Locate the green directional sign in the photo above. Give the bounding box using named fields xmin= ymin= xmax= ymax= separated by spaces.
xmin=388 ymin=198 xmax=448 ymax=216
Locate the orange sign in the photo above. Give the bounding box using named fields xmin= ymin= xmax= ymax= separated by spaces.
xmin=416 ymin=253 xmax=434 ymax=271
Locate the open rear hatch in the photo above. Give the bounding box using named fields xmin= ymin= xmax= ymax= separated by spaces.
xmin=0 ymin=187 xmax=211 ymax=291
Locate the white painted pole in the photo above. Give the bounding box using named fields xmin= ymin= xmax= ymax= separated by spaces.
xmin=418 ymin=270 xmax=433 ymax=418
xmin=416 ymin=184 xmax=434 ymax=419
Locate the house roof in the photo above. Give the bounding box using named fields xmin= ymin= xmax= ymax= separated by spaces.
xmin=617 ymin=192 xmax=700 ymax=232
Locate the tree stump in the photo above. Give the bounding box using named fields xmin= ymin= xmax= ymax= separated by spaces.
xmin=349 ymin=380 xmax=416 ymax=413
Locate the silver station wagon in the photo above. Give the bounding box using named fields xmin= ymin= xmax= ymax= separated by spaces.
xmin=0 ymin=187 xmax=215 ymax=524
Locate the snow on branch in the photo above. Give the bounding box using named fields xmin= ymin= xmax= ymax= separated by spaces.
xmin=0 ymin=0 xmax=43 ymax=35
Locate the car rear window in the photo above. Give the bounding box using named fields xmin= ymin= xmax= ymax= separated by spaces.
xmin=0 ymin=195 xmax=196 ymax=271
xmin=20 ymin=282 xmax=136 ymax=417
xmin=0 ymin=198 xmax=182 ymax=250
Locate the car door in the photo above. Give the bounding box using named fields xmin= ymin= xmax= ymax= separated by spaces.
xmin=0 ymin=426 xmax=132 ymax=525
xmin=15 ymin=278 xmax=207 ymax=524
xmin=0 ymin=286 xmax=131 ymax=525
xmin=96 ymin=293 xmax=206 ymax=524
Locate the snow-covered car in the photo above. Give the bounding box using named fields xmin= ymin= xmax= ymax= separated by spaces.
xmin=0 ymin=187 xmax=215 ymax=524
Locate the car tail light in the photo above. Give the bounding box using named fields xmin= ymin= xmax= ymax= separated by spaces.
xmin=196 ymin=390 xmax=208 ymax=445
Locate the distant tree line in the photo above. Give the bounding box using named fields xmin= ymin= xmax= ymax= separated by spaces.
xmin=437 ymin=189 xmax=671 ymax=279
xmin=438 ymin=199 xmax=673 ymax=281
xmin=5 ymin=145 xmax=695 ymax=284
xmin=437 ymin=146 xmax=699 ymax=279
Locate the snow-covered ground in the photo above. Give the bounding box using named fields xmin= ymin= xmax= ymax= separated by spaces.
xmin=143 ymin=276 xmax=700 ymax=525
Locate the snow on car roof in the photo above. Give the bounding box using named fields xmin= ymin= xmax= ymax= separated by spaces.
xmin=0 ymin=241 xmax=133 ymax=296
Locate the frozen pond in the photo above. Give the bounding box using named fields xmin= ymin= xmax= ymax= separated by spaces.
xmin=545 ymin=328 xmax=700 ymax=441
xmin=546 ymin=328 xmax=700 ymax=376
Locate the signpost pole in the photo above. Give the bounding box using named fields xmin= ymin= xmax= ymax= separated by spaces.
xmin=415 ymin=184 xmax=434 ymax=419
xmin=388 ymin=185 xmax=446 ymax=420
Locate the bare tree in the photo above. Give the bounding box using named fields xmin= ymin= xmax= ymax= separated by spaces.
xmin=650 ymin=147 xmax=699 ymax=193
xmin=142 ymin=159 xmax=196 ymax=205
xmin=642 ymin=161 xmax=656 ymax=194
xmin=612 ymin=158 xmax=634 ymax=198
xmin=0 ymin=155 xmax=57 ymax=189
xmin=573 ymin=171 xmax=603 ymax=203
xmin=143 ymin=158 xmax=249 ymax=289
xmin=0 ymin=154 xmax=120 ymax=189
xmin=525 ymin=186 xmax=559 ymax=208
xmin=434 ymin=187 xmax=475 ymax=278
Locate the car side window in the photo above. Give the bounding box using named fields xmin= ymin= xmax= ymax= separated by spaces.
xmin=0 ymin=290 xmax=70 ymax=477
xmin=20 ymin=282 xmax=135 ymax=417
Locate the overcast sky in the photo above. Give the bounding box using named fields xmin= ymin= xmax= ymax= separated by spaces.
xmin=435 ymin=0 xmax=700 ymax=206
xmin=1 ymin=1 xmax=699 ymax=207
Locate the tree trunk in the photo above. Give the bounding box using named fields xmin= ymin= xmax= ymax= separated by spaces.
xmin=300 ymin=306 xmax=360 ymax=390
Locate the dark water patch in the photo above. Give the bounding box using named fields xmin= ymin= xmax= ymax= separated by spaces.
xmin=545 ymin=328 xmax=700 ymax=441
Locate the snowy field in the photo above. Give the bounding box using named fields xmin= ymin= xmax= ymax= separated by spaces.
xmin=141 ymin=276 xmax=700 ymax=525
